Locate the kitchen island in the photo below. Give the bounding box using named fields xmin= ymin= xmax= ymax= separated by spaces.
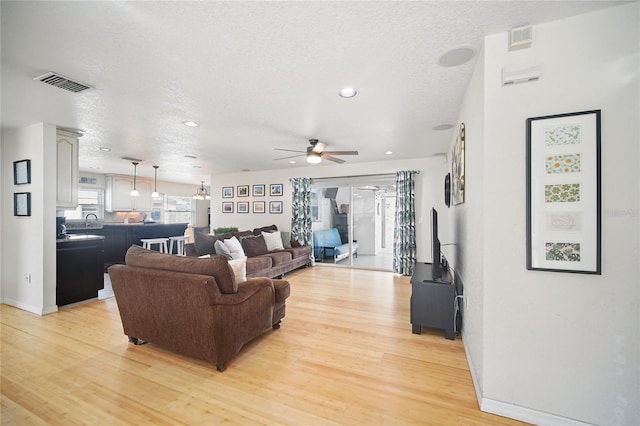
xmin=66 ymin=223 xmax=189 ymax=270
xmin=57 ymin=234 xmax=105 ymax=306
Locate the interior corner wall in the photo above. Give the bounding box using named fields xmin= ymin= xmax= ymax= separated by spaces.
xmin=210 ymin=157 xmax=447 ymax=263
xmin=1 ymin=123 xmax=58 ymax=315
xmin=473 ymin=4 xmax=638 ymax=425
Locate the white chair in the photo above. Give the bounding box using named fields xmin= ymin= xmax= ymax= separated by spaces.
xmin=168 ymin=235 xmax=190 ymax=256
xmin=141 ymin=238 xmax=168 ymax=253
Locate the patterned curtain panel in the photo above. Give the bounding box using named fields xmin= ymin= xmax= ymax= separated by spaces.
xmin=393 ymin=170 xmax=417 ymax=275
xmin=290 ymin=177 xmax=312 ymax=246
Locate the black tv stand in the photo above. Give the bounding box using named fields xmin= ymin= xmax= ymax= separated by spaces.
xmin=410 ymin=262 xmax=458 ymax=340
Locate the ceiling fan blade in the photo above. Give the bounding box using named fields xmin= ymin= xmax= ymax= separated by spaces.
xmin=323 ymin=150 xmax=358 ymax=156
xmin=312 ymin=141 xmax=327 ymax=153
xmin=274 ymin=148 xmax=306 ymax=153
xmin=322 ymin=154 xmax=346 ymax=164
xmin=273 ymin=153 xmax=306 ymax=161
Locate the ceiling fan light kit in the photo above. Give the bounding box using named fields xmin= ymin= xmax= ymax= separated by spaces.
xmin=307 ymin=152 xmax=322 ymax=164
xmin=274 ymin=138 xmax=358 ymax=164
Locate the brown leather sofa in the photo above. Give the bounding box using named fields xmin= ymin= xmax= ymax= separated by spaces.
xmin=108 ymin=245 xmax=290 ymax=372
xmin=186 ymin=225 xmax=312 ymax=278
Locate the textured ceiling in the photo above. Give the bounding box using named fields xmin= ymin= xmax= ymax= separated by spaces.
xmin=1 ymin=1 xmax=623 ymax=184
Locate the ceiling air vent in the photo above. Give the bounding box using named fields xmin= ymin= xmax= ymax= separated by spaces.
xmin=34 ymin=72 xmax=93 ymax=93
xmin=508 ymin=25 xmax=533 ymax=51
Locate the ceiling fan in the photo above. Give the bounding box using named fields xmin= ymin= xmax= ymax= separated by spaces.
xmin=274 ymin=139 xmax=358 ymax=164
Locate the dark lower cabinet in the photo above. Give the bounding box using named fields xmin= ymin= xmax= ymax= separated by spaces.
xmin=56 ymin=237 xmax=105 ymax=306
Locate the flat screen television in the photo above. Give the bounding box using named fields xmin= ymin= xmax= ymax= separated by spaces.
xmin=431 ymin=207 xmax=443 ymax=279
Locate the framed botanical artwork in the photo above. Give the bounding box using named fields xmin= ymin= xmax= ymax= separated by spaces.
xmin=222 ymin=187 xmax=234 ymax=198
xmin=222 ymin=201 xmax=234 ymax=213
xmin=13 ymin=159 xmax=31 ymax=185
xmin=253 ymin=184 xmax=265 ymax=197
xmin=14 ymin=192 xmax=31 ymax=216
xmin=237 ymin=185 xmax=249 ymax=197
xmin=451 ymin=123 xmax=465 ymax=205
xmin=270 ymin=184 xmax=283 ymax=196
xmin=253 ymin=201 xmax=265 ymax=213
xmin=526 ymin=110 xmax=601 ymax=274
xmin=237 ymin=201 xmax=249 ymax=213
xmin=269 ymin=201 xmax=283 ymax=214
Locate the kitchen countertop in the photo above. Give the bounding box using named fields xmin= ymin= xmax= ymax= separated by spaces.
xmin=56 ymin=234 xmax=105 ymax=244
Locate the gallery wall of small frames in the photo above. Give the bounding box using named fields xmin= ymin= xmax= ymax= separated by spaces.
xmin=222 ymin=184 xmax=283 ymax=214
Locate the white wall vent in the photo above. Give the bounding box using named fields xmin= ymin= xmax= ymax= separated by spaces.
xmin=34 ymin=72 xmax=93 ymax=93
xmin=502 ymin=66 xmax=541 ymax=85
xmin=509 ymin=25 xmax=533 ymax=51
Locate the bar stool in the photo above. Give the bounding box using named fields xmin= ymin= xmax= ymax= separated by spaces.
xmin=141 ymin=238 xmax=168 ymax=253
xmin=168 ymin=235 xmax=190 ymax=256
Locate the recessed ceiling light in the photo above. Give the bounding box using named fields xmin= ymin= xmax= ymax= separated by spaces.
xmin=289 ymin=160 xmax=297 ymax=164
xmin=339 ymin=87 xmax=357 ymax=98
xmin=98 ymin=147 xmax=111 ymax=152
xmin=385 ymin=151 xmax=394 ymax=155
xmin=438 ymin=47 xmax=476 ymax=67
xmin=433 ymin=124 xmax=454 ymax=131
xmin=183 ymin=121 xmax=199 ymax=127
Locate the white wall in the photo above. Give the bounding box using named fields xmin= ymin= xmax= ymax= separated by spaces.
xmin=455 ymin=4 xmax=639 ymax=424
xmin=211 ymin=157 xmax=448 ymax=263
xmin=1 ymin=123 xmax=58 ymax=315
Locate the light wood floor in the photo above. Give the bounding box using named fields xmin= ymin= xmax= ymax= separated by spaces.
xmin=1 ymin=267 xmax=527 ymax=425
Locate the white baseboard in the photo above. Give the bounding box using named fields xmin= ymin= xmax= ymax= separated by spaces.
xmin=1 ymin=299 xmax=58 ymax=316
xmin=461 ymin=329 xmax=593 ymax=426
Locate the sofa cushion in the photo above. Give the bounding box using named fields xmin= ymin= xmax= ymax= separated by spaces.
xmin=125 ymin=245 xmax=237 ymax=294
xmin=285 ymin=245 xmax=312 ymax=259
xmin=223 ymin=236 xmax=245 ymax=259
xmin=194 ymin=231 xmax=231 ymax=256
xmin=228 ymin=256 xmax=247 ymax=283
xmin=262 ymin=251 xmax=292 ymax=266
xmin=232 ymin=230 xmax=254 ymax=239
xmin=253 ymin=224 xmax=278 ymax=236
xmin=280 ymin=231 xmax=292 ymax=249
xmin=214 ymin=240 xmax=232 ymax=259
xmin=262 ymin=230 xmax=284 ymax=251
xmin=241 ymin=235 xmax=269 ymax=257
xmin=272 ymin=279 xmax=290 ymax=303
xmin=246 ymin=256 xmax=272 ymax=274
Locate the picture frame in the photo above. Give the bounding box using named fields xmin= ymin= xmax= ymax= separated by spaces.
xmin=14 ymin=192 xmax=31 ymax=216
xmin=253 ymin=201 xmax=265 ymax=213
xmin=270 ymin=184 xmax=283 ymax=196
xmin=526 ymin=110 xmax=601 ymax=274
xmin=269 ymin=201 xmax=283 ymax=214
xmin=451 ymin=123 xmax=465 ymax=205
xmin=222 ymin=201 xmax=234 ymax=213
xmin=237 ymin=185 xmax=249 ymax=197
xmin=253 ymin=184 xmax=265 ymax=197
xmin=222 ymin=187 xmax=234 ymax=198
xmin=237 ymin=201 xmax=249 ymax=213
xmin=13 ymin=159 xmax=31 ymax=185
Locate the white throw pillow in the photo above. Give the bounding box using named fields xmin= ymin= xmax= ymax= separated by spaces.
xmin=262 ymin=230 xmax=284 ymax=251
xmin=228 ymin=256 xmax=247 ymax=283
xmin=223 ymin=236 xmax=245 ymax=259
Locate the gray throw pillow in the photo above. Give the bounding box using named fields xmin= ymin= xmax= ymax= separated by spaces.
xmin=214 ymin=240 xmax=232 ymax=259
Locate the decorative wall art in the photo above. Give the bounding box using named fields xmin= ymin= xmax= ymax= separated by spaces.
xmin=237 ymin=201 xmax=249 ymax=213
xmin=222 ymin=202 xmax=234 ymax=213
xmin=526 ymin=110 xmax=601 ymax=274
xmin=253 ymin=184 xmax=265 ymax=197
xmin=222 ymin=187 xmax=234 ymax=198
xmin=237 ymin=185 xmax=249 ymax=197
xmin=14 ymin=192 xmax=31 ymax=216
xmin=13 ymin=159 xmax=31 ymax=185
xmin=270 ymin=184 xmax=283 ymax=196
xmin=269 ymin=201 xmax=283 ymax=214
xmin=253 ymin=201 xmax=265 ymax=213
xmin=451 ymin=123 xmax=465 ymax=205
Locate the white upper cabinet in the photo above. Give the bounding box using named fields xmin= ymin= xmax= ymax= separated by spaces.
xmin=56 ymin=129 xmax=80 ymax=208
xmin=105 ymin=175 xmax=153 ymax=211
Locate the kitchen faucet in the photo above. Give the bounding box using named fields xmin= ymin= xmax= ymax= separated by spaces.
xmin=85 ymin=213 xmax=98 ymax=227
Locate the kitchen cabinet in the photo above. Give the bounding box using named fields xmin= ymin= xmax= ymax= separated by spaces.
xmin=105 ymin=175 xmax=153 ymax=211
xmin=56 ymin=235 xmax=105 ymax=306
xmin=56 ymin=129 xmax=80 ymax=208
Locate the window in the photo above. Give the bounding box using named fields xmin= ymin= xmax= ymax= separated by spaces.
xmin=164 ymin=195 xmax=193 ymax=224
xmin=63 ymin=189 xmax=104 ymax=219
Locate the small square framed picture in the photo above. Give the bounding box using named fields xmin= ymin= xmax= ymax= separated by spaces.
xmin=270 ymin=184 xmax=283 ymax=196
xmin=237 ymin=185 xmax=249 ymax=197
xmin=253 ymin=184 xmax=265 ymax=197
xmin=222 ymin=201 xmax=234 ymax=213
xmin=237 ymin=201 xmax=249 ymax=213
xmin=14 ymin=192 xmax=31 ymax=216
xmin=269 ymin=201 xmax=283 ymax=214
xmin=222 ymin=187 xmax=234 ymax=198
xmin=253 ymin=201 xmax=265 ymax=213
xmin=13 ymin=159 xmax=31 ymax=185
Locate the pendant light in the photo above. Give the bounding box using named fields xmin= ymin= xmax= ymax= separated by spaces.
xmin=130 ymin=162 xmax=139 ymax=196
xmin=193 ymin=181 xmax=211 ymax=200
xmin=151 ymin=165 xmax=160 ymax=199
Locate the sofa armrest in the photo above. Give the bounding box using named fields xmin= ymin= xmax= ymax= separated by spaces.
xmin=185 ymin=242 xmax=197 ymax=257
